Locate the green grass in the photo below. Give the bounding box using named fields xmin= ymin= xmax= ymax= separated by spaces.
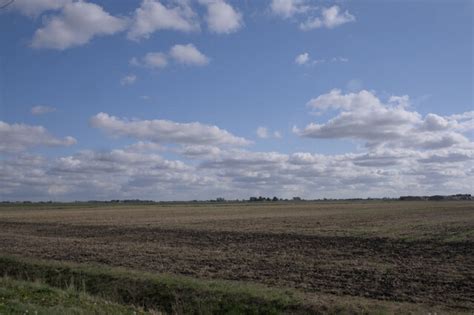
xmin=0 ymin=255 xmax=456 ymax=314
xmin=0 ymin=277 xmax=146 ymax=315
xmin=0 ymin=255 xmax=306 ymax=314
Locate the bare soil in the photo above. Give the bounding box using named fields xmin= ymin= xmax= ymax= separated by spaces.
xmin=0 ymin=201 xmax=473 ymax=311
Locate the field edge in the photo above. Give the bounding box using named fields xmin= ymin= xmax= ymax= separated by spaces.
xmin=0 ymin=254 xmax=457 ymax=314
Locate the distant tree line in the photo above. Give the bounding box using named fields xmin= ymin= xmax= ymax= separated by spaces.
xmin=1 ymin=194 xmax=471 ymax=204
xmin=399 ymin=194 xmax=471 ymax=201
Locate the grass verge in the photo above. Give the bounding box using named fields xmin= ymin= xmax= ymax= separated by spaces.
xmin=0 ymin=276 xmax=146 ymax=315
xmin=0 ymin=255 xmax=306 ymax=314
xmin=0 ymin=255 xmax=456 ymax=314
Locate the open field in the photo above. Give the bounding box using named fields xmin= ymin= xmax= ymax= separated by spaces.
xmin=0 ymin=201 xmax=473 ymax=313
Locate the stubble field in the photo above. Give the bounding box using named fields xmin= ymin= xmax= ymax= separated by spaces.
xmin=0 ymin=200 xmax=472 ymax=313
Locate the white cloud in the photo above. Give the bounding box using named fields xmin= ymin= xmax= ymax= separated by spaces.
xmin=270 ymin=0 xmax=310 ymax=19
xmin=127 ymin=0 xmax=199 ymax=40
xmin=256 ymin=127 xmax=281 ymax=139
xmin=31 ymin=105 xmax=56 ymax=115
xmin=31 ymin=1 xmax=127 ymax=50
xmin=296 ymin=89 xmax=471 ymax=150
xmin=0 ymin=148 xmax=199 ymax=201
xmin=132 ymin=45 xmax=208 ymax=68
xmin=446 ymin=111 xmax=474 ymax=133
xmin=131 ymin=52 xmax=168 ymax=69
xmin=331 ymin=56 xmax=348 ymax=62
xmin=90 ymin=112 xmax=249 ymax=146
xmin=10 ymin=0 xmax=70 ymax=17
xmin=256 ymin=126 xmax=269 ymax=138
xmin=120 ymin=74 xmax=137 ymax=86
xmin=295 ymin=52 xmax=309 ymax=65
xmin=2 ymin=111 xmax=472 ymax=201
xmin=199 ymin=0 xmax=243 ymax=34
xmin=0 ymin=121 xmax=76 ymax=153
xmin=169 ymin=44 xmax=210 ymax=66
xmin=300 ymin=5 xmax=355 ymax=30
xmin=1 ymin=142 xmax=472 ymax=200
xmin=295 ymin=52 xmax=347 ymax=66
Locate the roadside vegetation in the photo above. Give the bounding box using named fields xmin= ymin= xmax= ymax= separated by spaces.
xmin=0 ymin=255 xmax=452 ymax=314
xmin=0 ymin=276 xmax=146 ymax=315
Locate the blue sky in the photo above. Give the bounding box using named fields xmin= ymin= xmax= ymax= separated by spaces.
xmin=0 ymin=0 xmax=472 ymax=201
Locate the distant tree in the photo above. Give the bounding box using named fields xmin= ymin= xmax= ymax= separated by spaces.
xmin=272 ymin=196 xmax=279 ymax=201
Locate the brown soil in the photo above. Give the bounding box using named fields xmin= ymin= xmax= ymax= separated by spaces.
xmin=1 ymin=215 xmax=473 ymax=310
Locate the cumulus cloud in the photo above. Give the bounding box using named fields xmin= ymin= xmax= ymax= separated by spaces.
xmin=127 ymin=0 xmax=199 ymax=40
xmin=295 ymin=52 xmax=309 ymax=65
xmin=270 ymin=2 xmax=354 ymax=31
xmin=0 ymin=121 xmax=76 ymax=153
xmin=295 ymin=89 xmax=471 ymax=150
xmin=0 ymin=148 xmax=202 ymax=200
xmin=31 ymin=105 xmax=56 ymax=115
xmin=256 ymin=127 xmax=281 ymax=139
xmin=10 ymin=0 xmax=70 ymax=16
xmin=131 ymin=52 xmax=168 ymax=69
xmin=120 ymin=74 xmax=137 ymax=86
xmin=90 ymin=112 xmax=249 ymax=146
xmin=218 ymin=147 xmax=470 ymax=198
xmin=31 ymin=1 xmax=127 ymax=50
xmin=169 ymin=44 xmax=210 ymax=66
xmin=199 ymin=0 xmax=243 ymax=34
xmin=132 ymin=45 xmax=208 ymax=68
xmin=1 ymin=143 xmax=472 ymax=200
xmin=270 ymin=0 xmax=310 ymax=19
xmin=300 ymin=5 xmax=355 ymax=30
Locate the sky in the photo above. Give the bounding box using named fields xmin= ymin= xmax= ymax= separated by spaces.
xmin=0 ymin=0 xmax=473 ymax=201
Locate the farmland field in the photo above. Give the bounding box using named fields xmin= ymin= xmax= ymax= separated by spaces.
xmin=0 ymin=200 xmax=473 ymax=313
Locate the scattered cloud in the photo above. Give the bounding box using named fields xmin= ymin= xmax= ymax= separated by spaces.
xmin=127 ymin=0 xmax=199 ymax=40
xmin=199 ymin=0 xmax=243 ymax=34
xmin=0 ymin=121 xmax=76 ymax=153
xmin=31 ymin=1 xmax=127 ymax=50
xmin=295 ymin=52 xmax=309 ymax=65
xmin=169 ymin=44 xmax=210 ymax=66
xmin=31 ymin=105 xmax=56 ymax=115
xmin=131 ymin=44 xmax=208 ymax=68
xmin=131 ymin=52 xmax=168 ymax=69
xmin=256 ymin=127 xmax=282 ymax=139
xmin=2 ymin=141 xmax=472 ymax=200
xmin=2 ymin=105 xmax=472 ymax=199
xmin=295 ymin=89 xmax=472 ymax=150
xmin=300 ymin=5 xmax=355 ymax=30
xmin=90 ymin=112 xmax=249 ymax=146
xmin=10 ymin=0 xmax=70 ymax=17
xmin=270 ymin=2 xmax=355 ymax=31
xmin=270 ymin=0 xmax=310 ymax=19
xmin=295 ymin=52 xmax=347 ymax=66
xmin=331 ymin=57 xmax=348 ymax=62
xmin=256 ymin=126 xmax=269 ymax=138
xmin=120 ymin=74 xmax=137 ymax=86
